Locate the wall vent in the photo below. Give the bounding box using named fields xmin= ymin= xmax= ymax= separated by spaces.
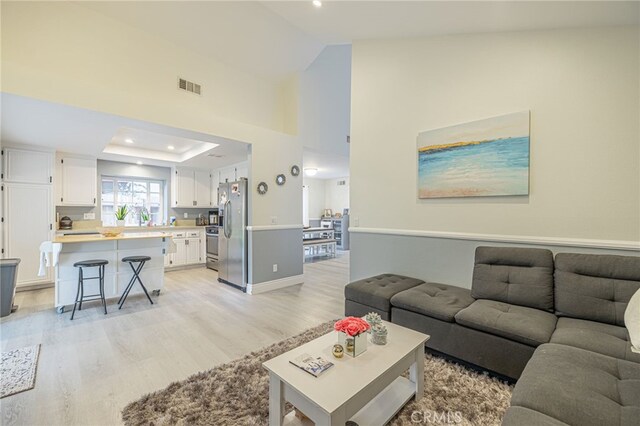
xmin=337 ymin=180 xmax=347 ymax=186
xmin=207 ymin=153 xmax=224 ymax=158
xmin=178 ymin=77 xmax=202 ymax=95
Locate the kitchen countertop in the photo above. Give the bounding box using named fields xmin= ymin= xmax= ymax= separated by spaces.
xmin=53 ymin=232 xmax=171 ymax=244
xmin=55 ymin=225 xmax=208 ymax=235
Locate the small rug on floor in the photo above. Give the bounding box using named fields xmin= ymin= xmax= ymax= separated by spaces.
xmin=122 ymin=322 xmax=513 ymax=426
xmin=1 ymin=344 xmax=41 ymax=398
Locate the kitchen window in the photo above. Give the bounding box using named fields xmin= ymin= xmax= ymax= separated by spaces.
xmin=101 ymin=177 xmax=165 ymax=226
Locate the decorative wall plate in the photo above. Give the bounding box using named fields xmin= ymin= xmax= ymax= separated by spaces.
xmin=276 ymin=174 xmax=286 ymax=186
xmin=257 ymin=182 xmax=268 ymax=195
xmin=290 ymin=165 xmax=300 ymax=177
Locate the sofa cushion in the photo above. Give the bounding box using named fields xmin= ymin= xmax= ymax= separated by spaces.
xmin=550 ymin=317 xmax=640 ymax=363
xmin=344 ymin=274 xmax=424 ymax=313
xmin=555 ymin=253 xmax=640 ymax=326
xmin=390 ymin=282 xmax=475 ymax=322
xmin=471 ymin=246 xmax=554 ymax=311
xmin=510 ymin=343 xmax=640 ymax=426
xmin=454 ymin=300 xmax=557 ymax=347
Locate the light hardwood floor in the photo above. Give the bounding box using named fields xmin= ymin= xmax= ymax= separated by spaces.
xmin=0 ymin=252 xmax=349 ymax=426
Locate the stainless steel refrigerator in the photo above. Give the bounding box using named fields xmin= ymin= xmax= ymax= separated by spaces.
xmin=218 ymin=179 xmax=248 ymax=291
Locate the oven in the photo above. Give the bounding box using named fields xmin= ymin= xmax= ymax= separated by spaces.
xmin=205 ymin=226 xmax=219 ymax=271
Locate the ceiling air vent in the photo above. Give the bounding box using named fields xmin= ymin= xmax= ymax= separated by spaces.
xmin=178 ymin=77 xmax=201 ymax=95
xmin=337 ymin=180 xmax=347 ymax=186
xmin=207 ymin=153 xmax=224 ymax=158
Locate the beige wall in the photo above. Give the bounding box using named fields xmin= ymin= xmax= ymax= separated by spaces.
xmin=324 ymin=177 xmax=350 ymax=215
xmin=303 ymin=177 xmax=327 ymax=219
xmin=1 ymin=1 xmax=302 ymax=227
xmin=1 ymin=1 xmax=288 ymax=133
xmin=350 ymin=26 xmax=640 ymax=242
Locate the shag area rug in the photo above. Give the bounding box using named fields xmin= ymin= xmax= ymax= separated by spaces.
xmin=1 ymin=344 xmax=41 ymax=398
xmin=122 ymin=322 xmax=513 ymax=425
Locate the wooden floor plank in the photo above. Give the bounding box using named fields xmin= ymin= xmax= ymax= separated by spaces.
xmin=0 ymin=252 xmax=349 ymax=426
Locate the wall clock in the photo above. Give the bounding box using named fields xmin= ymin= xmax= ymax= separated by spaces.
xmin=257 ymin=182 xmax=268 ymax=195
xmin=290 ymin=165 xmax=300 ymax=177
xmin=276 ymin=174 xmax=286 ymax=186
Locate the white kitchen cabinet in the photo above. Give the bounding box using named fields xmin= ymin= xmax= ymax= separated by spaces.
xmin=211 ymin=171 xmax=220 ymax=207
xmin=2 ymin=148 xmax=53 ymax=184
xmin=173 ymin=238 xmax=187 ymax=266
xmin=173 ymin=168 xmax=196 ymax=208
xmin=172 ymin=167 xmax=212 ymax=208
xmin=194 ymin=170 xmax=212 ymax=207
xmin=216 ymin=162 xmax=248 ymax=185
xmin=236 ymin=163 xmax=248 ymax=180
xmin=185 ymin=238 xmax=201 ymax=264
xmin=56 ymin=155 xmax=97 ymax=206
xmin=3 ymin=183 xmax=53 ymax=286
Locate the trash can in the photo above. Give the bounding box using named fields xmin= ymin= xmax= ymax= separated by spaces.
xmin=0 ymin=258 xmax=20 ymax=317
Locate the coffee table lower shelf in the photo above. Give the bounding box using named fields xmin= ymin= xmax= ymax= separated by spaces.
xmin=282 ymin=376 xmax=416 ymax=426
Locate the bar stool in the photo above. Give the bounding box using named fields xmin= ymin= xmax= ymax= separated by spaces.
xmin=118 ymin=256 xmax=154 ymax=309
xmin=71 ymin=259 xmax=108 ymax=320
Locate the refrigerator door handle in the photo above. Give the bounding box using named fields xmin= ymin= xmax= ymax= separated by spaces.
xmin=224 ymin=200 xmax=232 ymax=238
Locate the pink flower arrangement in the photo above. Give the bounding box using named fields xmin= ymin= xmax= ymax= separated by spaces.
xmin=334 ymin=317 xmax=371 ymax=337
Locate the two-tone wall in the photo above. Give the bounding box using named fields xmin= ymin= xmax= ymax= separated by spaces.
xmin=350 ymin=26 xmax=640 ymax=284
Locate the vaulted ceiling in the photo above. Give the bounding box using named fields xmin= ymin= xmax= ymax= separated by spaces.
xmin=81 ymin=1 xmax=638 ymax=81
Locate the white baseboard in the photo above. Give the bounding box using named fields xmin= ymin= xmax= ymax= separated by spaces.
xmin=247 ymin=274 xmax=304 ymax=295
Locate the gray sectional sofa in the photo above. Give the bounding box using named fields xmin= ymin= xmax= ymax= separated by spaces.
xmin=344 ymin=246 xmax=640 ymax=426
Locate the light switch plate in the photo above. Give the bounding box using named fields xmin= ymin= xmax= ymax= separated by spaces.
xmin=183 ymin=212 xmax=189 ymax=219
xmin=270 ymin=216 xmax=277 ymax=225
xmin=83 ymin=212 xmax=96 ymax=220
xmin=273 ymin=264 xmax=278 ymax=272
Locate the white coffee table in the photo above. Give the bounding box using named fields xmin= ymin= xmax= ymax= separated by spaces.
xmin=263 ymin=321 xmax=430 ymax=426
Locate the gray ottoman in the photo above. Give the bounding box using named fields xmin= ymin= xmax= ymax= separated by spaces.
xmin=345 ymin=273 xmax=424 ymax=320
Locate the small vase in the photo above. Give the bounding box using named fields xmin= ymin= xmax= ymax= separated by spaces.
xmin=372 ymin=332 xmax=387 ymax=345
xmin=338 ymin=331 xmax=368 ymax=357
xmin=116 ymin=220 xmax=125 ymax=227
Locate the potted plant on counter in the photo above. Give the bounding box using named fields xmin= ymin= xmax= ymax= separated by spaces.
xmin=141 ymin=208 xmax=151 ymax=227
xmin=115 ymin=205 xmax=129 ymax=227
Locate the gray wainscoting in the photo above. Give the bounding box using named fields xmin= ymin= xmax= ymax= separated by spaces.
xmin=350 ymin=232 xmax=640 ymax=289
xmin=248 ymin=228 xmax=303 ymax=285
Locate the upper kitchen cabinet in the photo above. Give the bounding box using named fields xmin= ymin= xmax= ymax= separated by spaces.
xmin=172 ymin=167 xmax=212 ymax=208
xmin=194 ymin=170 xmax=212 ymax=207
xmin=2 ymin=147 xmax=53 ymax=184
xmin=218 ymin=162 xmax=248 ymax=184
xmin=55 ymin=155 xmax=97 ymax=206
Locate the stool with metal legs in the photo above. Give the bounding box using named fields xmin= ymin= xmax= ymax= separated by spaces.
xmin=118 ymin=256 xmax=154 ymax=309
xmin=71 ymin=259 xmax=108 ymax=320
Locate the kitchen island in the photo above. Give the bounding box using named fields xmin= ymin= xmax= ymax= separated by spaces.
xmin=51 ymin=232 xmax=170 ymax=313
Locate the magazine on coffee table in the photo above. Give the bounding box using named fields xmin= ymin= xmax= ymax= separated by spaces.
xmin=289 ymin=353 xmax=334 ymax=377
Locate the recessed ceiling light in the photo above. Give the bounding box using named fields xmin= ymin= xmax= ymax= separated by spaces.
xmin=167 ymin=145 xmax=175 ymax=150
xmin=312 ymin=0 xmax=322 ymax=8
xmin=304 ymin=168 xmax=318 ymax=177
xmin=136 ymin=161 xmax=143 ymax=165
xmin=125 ymin=138 xmax=134 ymax=144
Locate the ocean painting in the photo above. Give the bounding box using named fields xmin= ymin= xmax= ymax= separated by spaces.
xmin=418 ymin=111 xmax=530 ymax=199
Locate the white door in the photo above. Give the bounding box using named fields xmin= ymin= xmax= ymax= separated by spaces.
xmin=173 ymin=239 xmax=187 ymax=265
xmin=4 ymin=183 xmax=53 ymax=286
xmin=61 ymin=157 xmax=97 ymax=206
xmin=174 ymin=168 xmax=195 ymax=207
xmin=186 ymin=238 xmax=201 ymax=264
xmin=194 ymin=170 xmax=211 ymax=207
xmin=3 ymin=148 xmax=52 ymax=184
